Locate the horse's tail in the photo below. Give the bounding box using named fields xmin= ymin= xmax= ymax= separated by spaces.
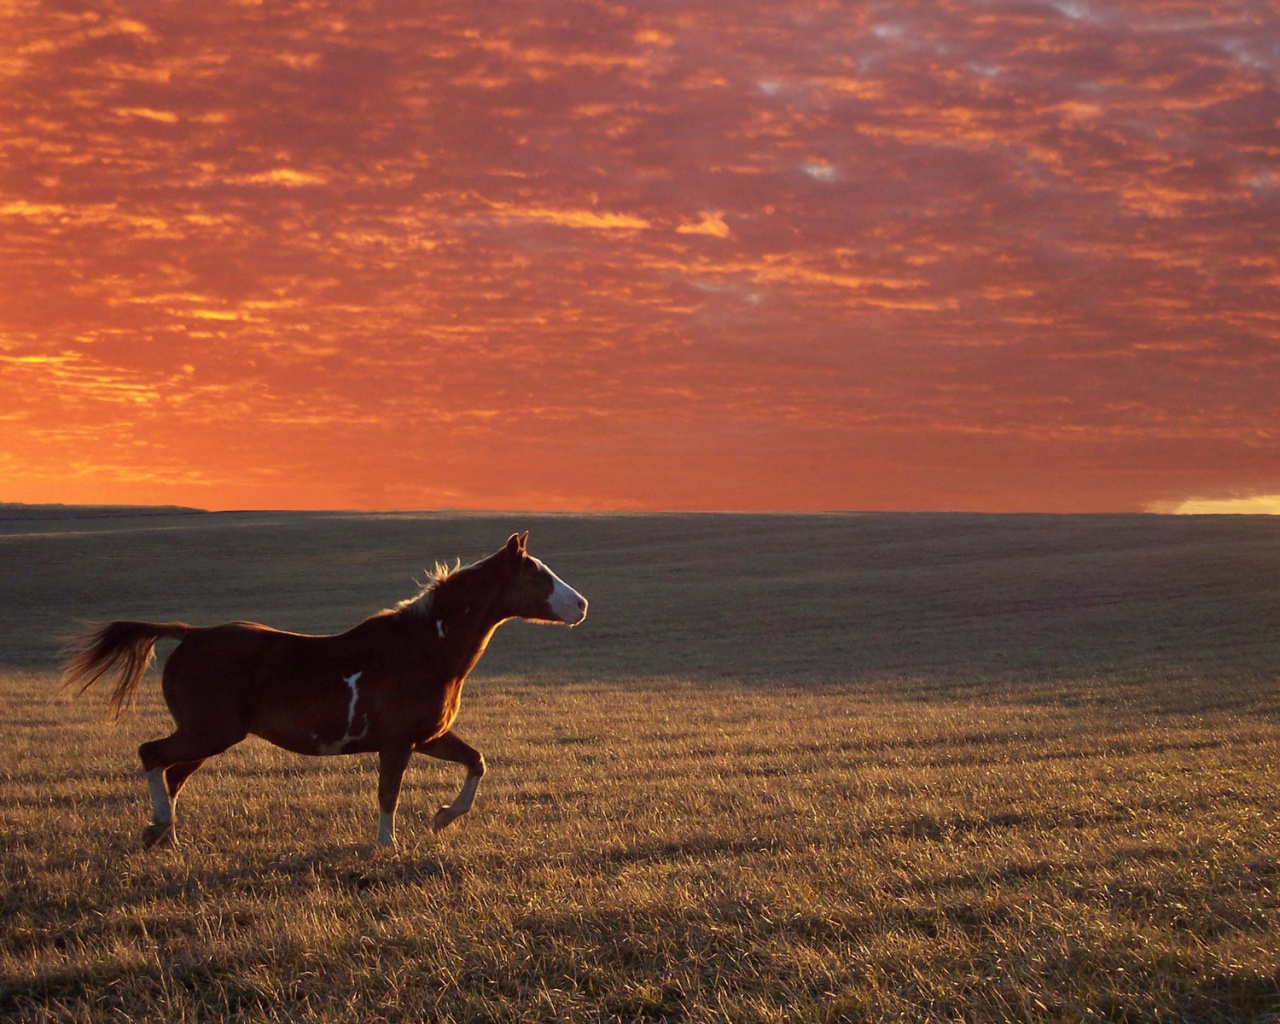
xmin=60 ymin=621 xmax=194 ymax=718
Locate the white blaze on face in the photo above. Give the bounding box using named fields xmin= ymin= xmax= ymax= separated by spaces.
xmin=531 ymin=557 xmax=588 ymax=625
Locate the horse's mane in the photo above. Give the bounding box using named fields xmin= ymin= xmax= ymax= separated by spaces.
xmin=394 ymin=558 xmax=463 ymax=615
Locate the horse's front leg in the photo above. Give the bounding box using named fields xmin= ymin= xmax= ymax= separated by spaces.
xmin=376 ymin=744 xmax=413 ymax=847
xmin=415 ymin=730 xmax=486 ymax=832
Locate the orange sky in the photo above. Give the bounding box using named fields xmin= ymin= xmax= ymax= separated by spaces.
xmin=2 ymin=1 xmax=1278 ymax=512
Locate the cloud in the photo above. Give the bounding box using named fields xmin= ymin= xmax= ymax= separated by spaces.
xmin=0 ymin=0 xmax=1276 ymax=511
xmin=239 ymin=168 xmax=330 ymax=187
xmin=800 ymin=161 xmax=837 ymax=182
xmin=111 ymin=106 xmax=179 ymax=123
xmin=1148 ymin=495 xmax=1280 ymax=515
xmin=484 ymin=202 xmax=651 ymax=231
xmin=676 ymin=211 xmax=730 ymax=238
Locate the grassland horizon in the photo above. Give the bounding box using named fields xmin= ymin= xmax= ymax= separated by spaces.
xmin=2 ymin=509 xmax=1277 ymax=1021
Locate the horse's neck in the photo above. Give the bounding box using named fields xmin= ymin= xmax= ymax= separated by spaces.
xmin=431 ymin=585 xmax=505 ymax=679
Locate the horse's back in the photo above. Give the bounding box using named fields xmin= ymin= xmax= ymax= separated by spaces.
xmin=159 ymin=622 xmax=319 ymax=716
xmin=160 ymin=619 xmax=394 ymax=711
xmin=165 ymin=620 xmax=308 ymax=665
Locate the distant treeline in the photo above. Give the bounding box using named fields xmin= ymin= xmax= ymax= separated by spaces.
xmin=0 ymin=502 xmax=207 ymax=520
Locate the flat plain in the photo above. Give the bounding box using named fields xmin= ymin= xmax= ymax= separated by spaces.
xmin=1 ymin=509 xmax=1278 ymax=1022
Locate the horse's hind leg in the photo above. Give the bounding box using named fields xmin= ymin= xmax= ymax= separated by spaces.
xmin=165 ymin=759 xmax=206 ymax=800
xmin=139 ymin=733 xmax=241 ymax=848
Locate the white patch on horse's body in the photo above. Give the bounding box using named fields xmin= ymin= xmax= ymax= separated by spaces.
xmin=146 ymin=765 xmax=172 ymax=825
xmin=343 ymin=671 xmax=361 ymax=721
xmin=436 ymin=619 xmax=445 ymax=638
xmin=532 ymin=556 xmax=589 ymax=625
xmin=316 ymin=671 xmax=371 ymax=754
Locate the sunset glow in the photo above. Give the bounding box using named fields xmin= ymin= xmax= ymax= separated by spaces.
xmin=2 ymin=2 xmax=1278 ymax=511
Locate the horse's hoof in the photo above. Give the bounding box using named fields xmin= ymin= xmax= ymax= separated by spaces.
xmin=141 ymin=822 xmax=174 ymax=848
xmin=432 ymin=806 xmax=456 ymax=832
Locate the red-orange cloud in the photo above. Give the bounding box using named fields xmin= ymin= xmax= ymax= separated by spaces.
xmin=2 ymin=1 xmax=1277 ymax=511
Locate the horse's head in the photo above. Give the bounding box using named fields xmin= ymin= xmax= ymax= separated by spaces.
xmin=497 ymin=532 xmax=588 ymax=627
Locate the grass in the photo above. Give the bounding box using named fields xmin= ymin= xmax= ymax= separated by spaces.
xmin=1 ymin=510 xmax=1278 ymax=1021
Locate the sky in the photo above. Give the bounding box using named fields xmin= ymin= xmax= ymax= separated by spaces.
xmin=2 ymin=0 xmax=1278 ymax=513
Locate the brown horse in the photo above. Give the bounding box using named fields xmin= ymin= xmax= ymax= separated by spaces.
xmin=61 ymin=532 xmax=587 ymax=848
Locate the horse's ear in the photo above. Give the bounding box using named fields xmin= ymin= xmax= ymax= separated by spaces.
xmin=505 ymin=533 xmax=523 ymax=558
xmin=520 ymin=530 xmax=529 ymax=550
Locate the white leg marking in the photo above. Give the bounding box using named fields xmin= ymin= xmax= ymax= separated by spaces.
xmin=146 ymin=766 xmax=172 ymax=825
xmin=434 ymin=774 xmax=480 ymax=831
xmin=453 ymin=774 xmax=479 ymax=814
xmin=378 ymin=809 xmax=395 ymax=847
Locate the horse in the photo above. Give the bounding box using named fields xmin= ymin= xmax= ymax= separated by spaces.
xmin=60 ymin=532 xmax=587 ymax=848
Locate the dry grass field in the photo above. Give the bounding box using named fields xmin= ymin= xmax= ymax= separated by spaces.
xmin=2 ymin=510 xmax=1278 ymax=1022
